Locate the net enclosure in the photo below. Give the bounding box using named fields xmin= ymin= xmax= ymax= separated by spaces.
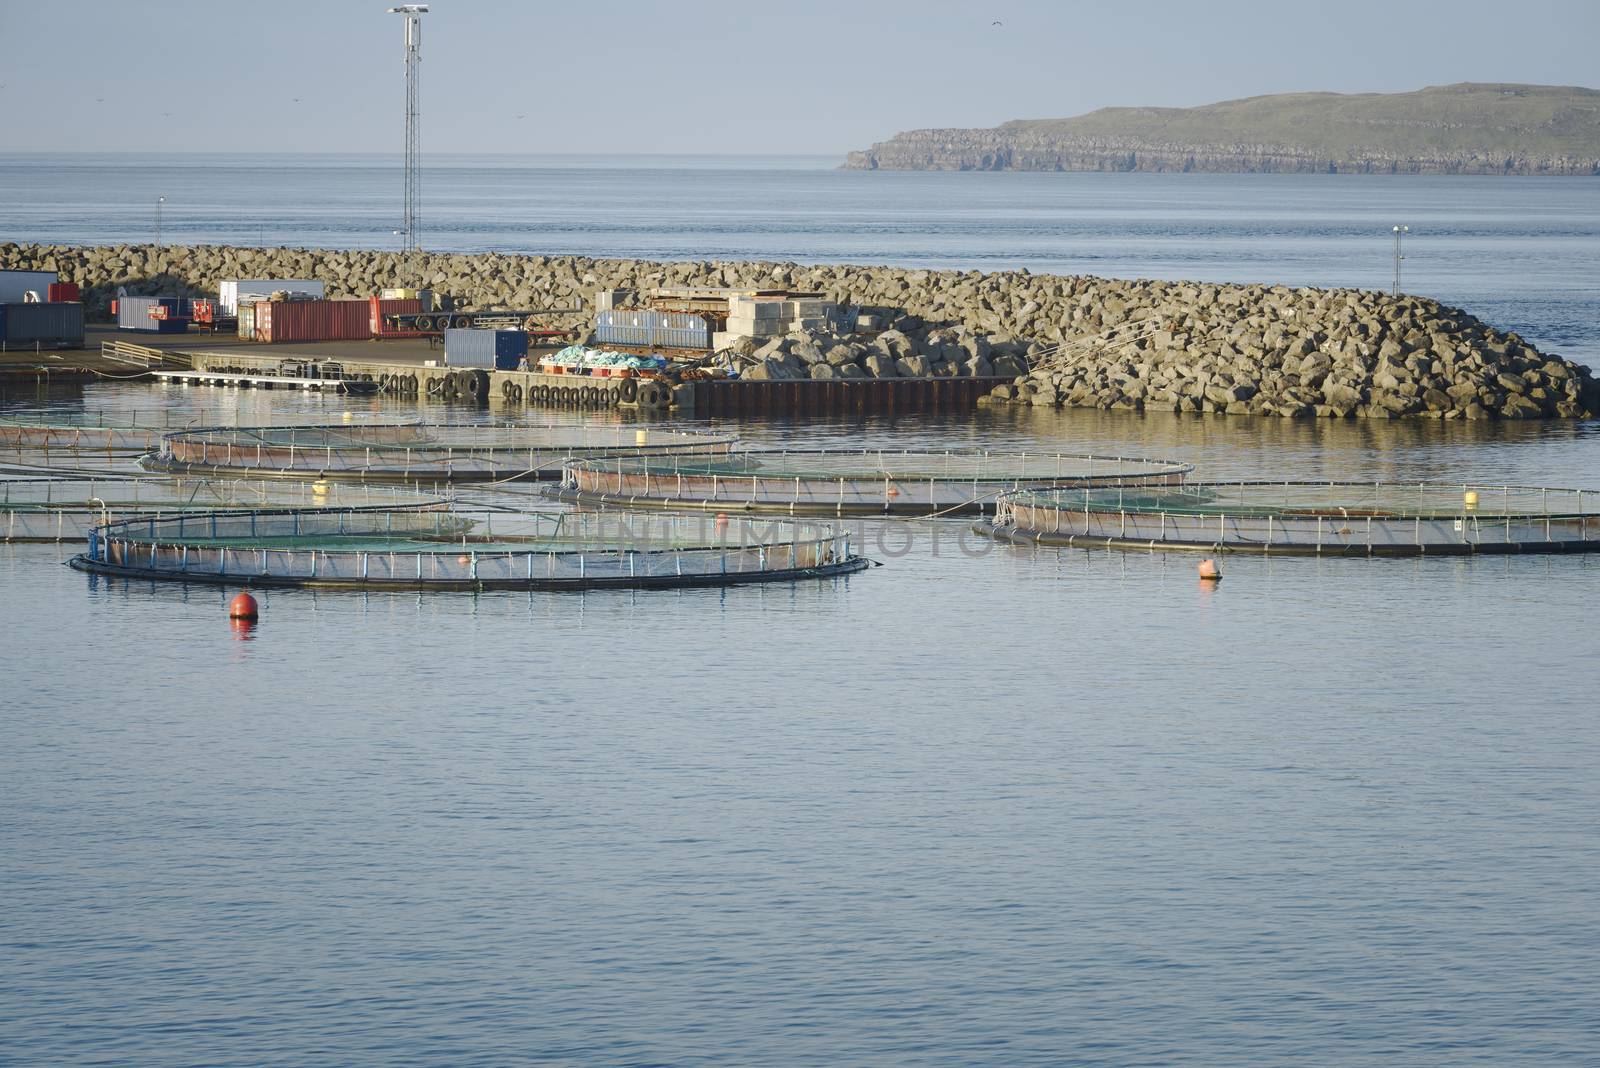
xmin=554 ymin=448 xmax=1193 ymax=516
xmin=71 ymin=507 xmax=868 ymax=590
xmin=0 ymin=409 xmax=409 ymax=453
xmin=1 ymin=477 xmax=446 ymax=542
xmin=141 ymin=423 xmax=737 ymax=482
xmin=981 ymin=481 xmax=1600 ymax=556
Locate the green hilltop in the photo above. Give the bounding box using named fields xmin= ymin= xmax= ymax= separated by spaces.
xmin=845 ymin=84 xmax=1600 ymax=175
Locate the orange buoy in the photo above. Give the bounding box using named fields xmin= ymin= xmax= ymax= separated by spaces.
xmin=715 ymin=512 xmax=729 ymax=528
xmin=229 ymin=592 xmax=259 ymax=619
xmin=1197 ymin=559 xmax=1222 ymax=581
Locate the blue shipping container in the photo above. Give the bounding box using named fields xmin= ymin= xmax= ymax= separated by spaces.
xmin=444 ymin=328 xmax=528 ymax=370
xmin=0 ymin=302 xmax=86 ymax=348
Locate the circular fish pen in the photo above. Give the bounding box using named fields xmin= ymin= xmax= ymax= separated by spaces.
xmin=2 ymin=476 xmax=447 ymax=542
xmin=981 ymin=481 xmax=1600 ymax=556
xmin=70 ymin=507 xmax=868 ymax=590
xmin=553 ymin=448 xmax=1193 ymax=516
xmin=0 ymin=409 xmax=408 ymax=453
xmin=141 ymin=423 xmax=737 ymax=482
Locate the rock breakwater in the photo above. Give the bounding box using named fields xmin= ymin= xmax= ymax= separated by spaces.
xmin=3 ymin=242 xmax=1593 ymax=419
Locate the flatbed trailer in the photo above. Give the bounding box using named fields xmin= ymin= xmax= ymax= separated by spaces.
xmin=382 ymin=310 xmax=577 ymax=337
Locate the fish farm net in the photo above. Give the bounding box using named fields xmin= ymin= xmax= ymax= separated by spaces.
xmin=0 ymin=409 xmax=411 ymax=453
xmin=72 ymin=507 xmax=867 ymax=590
xmin=1 ymin=477 xmax=446 ymax=542
xmin=983 ymin=481 xmax=1600 ymax=555
xmin=555 ymin=448 xmax=1193 ymax=515
xmin=141 ymin=423 xmax=737 ymax=482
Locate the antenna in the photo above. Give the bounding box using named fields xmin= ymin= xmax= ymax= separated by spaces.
xmin=388 ymin=5 xmax=428 ymax=252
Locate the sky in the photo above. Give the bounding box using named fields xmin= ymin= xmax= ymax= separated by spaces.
xmin=0 ymin=0 xmax=1596 ymax=156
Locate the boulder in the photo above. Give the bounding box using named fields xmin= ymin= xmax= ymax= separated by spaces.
xmin=895 ymin=355 xmax=933 ymax=378
xmin=864 ymin=354 xmax=900 ymax=378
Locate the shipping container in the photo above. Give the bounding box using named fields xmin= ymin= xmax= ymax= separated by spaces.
xmin=47 ymin=281 xmax=81 ymax=302
xmin=0 ymin=270 xmax=58 ymax=304
xmin=237 ymin=302 xmax=258 ymax=340
xmin=444 ymin=328 xmax=528 ymax=369
xmin=369 ymin=296 xmax=426 ymax=336
xmin=0 ymin=302 xmax=86 ymax=349
xmin=255 ymin=298 xmax=422 ymax=343
xmin=219 ymin=279 xmax=325 ymax=316
xmin=116 ymin=296 xmax=189 ymax=333
xmin=593 ymin=310 xmax=710 ymax=350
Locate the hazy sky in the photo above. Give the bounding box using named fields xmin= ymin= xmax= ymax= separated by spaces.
xmin=1 ymin=0 xmax=1596 ymax=155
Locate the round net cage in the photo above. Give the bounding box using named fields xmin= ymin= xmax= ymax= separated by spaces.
xmin=554 ymin=448 xmax=1193 ymax=516
xmin=141 ymin=423 xmax=737 ymax=482
xmin=2 ymin=476 xmax=446 ymax=542
xmin=71 ymin=507 xmax=868 ymax=590
xmin=0 ymin=409 xmax=411 ymax=453
xmin=982 ymin=481 xmax=1600 ymax=556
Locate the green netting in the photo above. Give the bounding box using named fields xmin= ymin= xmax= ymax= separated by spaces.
xmin=74 ymin=507 xmax=867 ymax=589
xmin=988 ymin=481 xmax=1600 ymax=555
xmin=1 ymin=477 xmax=445 ymax=542
xmin=558 ymin=448 xmax=1193 ymax=516
xmin=147 ymin=422 xmax=736 ymax=480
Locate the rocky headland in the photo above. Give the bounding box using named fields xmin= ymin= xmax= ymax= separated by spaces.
xmin=3 ymin=241 xmax=1594 ymax=419
xmin=845 ymin=83 xmax=1600 ymax=175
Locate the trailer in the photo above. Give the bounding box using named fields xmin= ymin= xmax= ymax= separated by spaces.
xmin=191 ymin=299 xmax=237 ymax=336
xmin=381 ymin=309 xmax=575 ymax=338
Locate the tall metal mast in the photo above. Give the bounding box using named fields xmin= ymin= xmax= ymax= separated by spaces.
xmin=388 ymin=5 xmax=427 ymax=251
xmin=1391 ymin=224 xmax=1408 ymax=296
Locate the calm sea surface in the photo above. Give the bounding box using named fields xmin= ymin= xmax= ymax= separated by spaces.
xmin=1 ymin=153 xmax=1597 ymax=365
xmin=2 ymin=157 xmax=1599 ymax=1065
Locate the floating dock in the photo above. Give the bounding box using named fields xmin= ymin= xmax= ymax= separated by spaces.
xmin=554 ymin=448 xmax=1193 ymax=516
xmin=979 ymin=481 xmax=1600 ymax=555
xmin=153 ymin=368 xmax=379 ymax=394
xmin=174 ymin=350 xmax=1012 ymax=416
xmin=72 ymin=506 xmax=869 ymax=590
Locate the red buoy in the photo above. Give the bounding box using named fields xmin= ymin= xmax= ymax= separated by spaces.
xmin=1197 ymin=559 xmax=1222 ymax=581
xmin=229 ymin=592 xmax=259 ymax=619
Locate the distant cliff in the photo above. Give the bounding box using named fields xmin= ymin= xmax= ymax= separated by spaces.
xmin=844 ymin=83 xmax=1600 ymax=175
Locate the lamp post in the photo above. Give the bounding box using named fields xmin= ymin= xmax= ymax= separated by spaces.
xmin=1391 ymin=224 xmax=1409 ymax=296
xmin=156 ymin=196 xmax=165 ymax=247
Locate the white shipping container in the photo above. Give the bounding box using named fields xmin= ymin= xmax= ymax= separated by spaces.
xmin=219 ymin=278 xmax=325 ymax=315
xmin=0 ymin=270 xmax=58 ymax=303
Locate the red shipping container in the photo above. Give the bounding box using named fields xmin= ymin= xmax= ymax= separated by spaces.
xmin=47 ymin=282 xmax=81 ymax=302
xmin=256 ymin=298 xmax=424 ymax=343
xmin=369 ymin=296 xmax=425 ymax=337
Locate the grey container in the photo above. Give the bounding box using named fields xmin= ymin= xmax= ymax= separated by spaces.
xmin=0 ymin=302 xmax=86 ymax=349
xmin=116 ymin=296 xmax=187 ymax=333
xmin=444 ymin=328 xmax=528 ymax=369
xmin=237 ymin=303 xmax=257 ymax=340
xmin=594 ymin=310 xmax=709 ymax=350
